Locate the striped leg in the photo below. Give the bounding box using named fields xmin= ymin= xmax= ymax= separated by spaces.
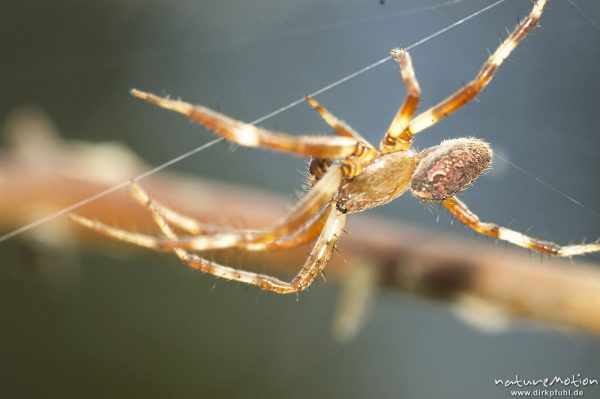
xmin=131 ymin=89 xmax=363 ymax=160
xmin=304 ymin=95 xmax=378 ymax=178
xmin=400 ymin=0 xmax=547 ymax=147
xmin=149 ymin=201 xmax=347 ymax=294
xmin=70 ymin=208 xmax=328 ymax=252
xmin=70 ymin=165 xmax=343 ymax=252
xmin=443 ymin=196 xmax=600 ymax=257
xmin=128 ymin=184 xmax=226 ymax=236
xmin=380 ymin=48 xmax=421 ymax=152
xmin=131 ymin=182 xmax=332 ymax=251
xmin=304 ymin=95 xmax=371 ymax=144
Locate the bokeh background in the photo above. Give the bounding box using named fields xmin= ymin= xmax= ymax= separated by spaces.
xmin=1 ymin=0 xmax=599 ymax=397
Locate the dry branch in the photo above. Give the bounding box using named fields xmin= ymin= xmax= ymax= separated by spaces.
xmin=1 ymin=108 xmax=599 ymax=334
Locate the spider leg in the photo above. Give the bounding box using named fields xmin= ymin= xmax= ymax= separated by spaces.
xmin=70 ymin=165 xmax=343 ymax=252
xmin=131 ymin=89 xmax=364 ymax=161
xmin=304 ymin=95 xmax=371 ymax=144
xmin=127 ymin=185 xmax=221 ymax=235
xmin=69 ymin=210 xmax=327 ymax=252
xmin=150 ymin=164 xmax=342 ymax=250
xmin=126 ymin=183 xmax=296 ymax=238
xmin=443 ymin=196 xmax=600 ymax=257
xmin=380 ymin=48 xmax=421 ymax=152
xmin=131 ymin=182 xmax=331 ymax=251
xmin=399 ymin=0 xmax=547 ymax=147
xmin=304 ymin=95 xmax=378 ymax=177
xmin=150 ymin=201 xmax=347 ymax=294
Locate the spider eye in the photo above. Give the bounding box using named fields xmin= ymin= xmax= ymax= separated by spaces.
xmin=411 ymin=138 xmax=492 ymax=201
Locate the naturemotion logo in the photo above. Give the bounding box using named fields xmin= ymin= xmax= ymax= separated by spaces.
xmin=494 ymin=374 xmax=598 ymax=397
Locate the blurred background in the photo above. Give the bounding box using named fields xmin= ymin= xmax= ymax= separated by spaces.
xmin=1 ymin=0 xmax=599 ymax=397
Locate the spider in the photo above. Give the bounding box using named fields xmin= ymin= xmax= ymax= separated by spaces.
xmin=71 ymin=0 xmax=600 ymax=294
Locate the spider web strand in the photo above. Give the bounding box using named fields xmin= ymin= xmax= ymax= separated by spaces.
xmin=0 ymin=0 xmax=509 ymax=244
xmin=496 ymin=154 xmax=600 ymax=220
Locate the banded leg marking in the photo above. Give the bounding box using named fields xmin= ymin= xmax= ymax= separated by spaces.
xmin=131 ymin=89 xmax=360 ymax=159
xmin=380 ymin=48 xmax=422 ymax=152
xmin=402 ymin=0 xmax=547 ymax=144
xmin=443 ymin=196 xmax=600 ymax=257
xmin=151 ymin=200 xmax=347 ymax=294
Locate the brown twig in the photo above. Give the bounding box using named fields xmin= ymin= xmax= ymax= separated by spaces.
xmin=1 ymin=108 xmax=599 ymax=334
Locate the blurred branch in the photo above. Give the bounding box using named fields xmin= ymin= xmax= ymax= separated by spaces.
xmin=1 ymin=107 xmax=600 ymax=335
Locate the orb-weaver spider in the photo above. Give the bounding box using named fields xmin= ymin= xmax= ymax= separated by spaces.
xmin=71 ymin=0 xmax=600 ymax=294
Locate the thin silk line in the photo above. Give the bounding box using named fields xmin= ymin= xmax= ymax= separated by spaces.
xmin=495 ymin=154 xmax=600 ymax=220
xmin=0 ymin=0 xmax=509 ymax=244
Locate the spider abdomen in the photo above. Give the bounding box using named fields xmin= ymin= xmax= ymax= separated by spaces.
xmin=411 ymin=137 xmax=492 ymax=201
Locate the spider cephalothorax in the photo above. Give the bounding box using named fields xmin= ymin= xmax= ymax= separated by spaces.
xmin=71 ymin=0 xmax=600 ymax=294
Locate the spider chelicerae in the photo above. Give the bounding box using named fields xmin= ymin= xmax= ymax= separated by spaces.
xmin=71 ymin=0 xmax=600 ymax=294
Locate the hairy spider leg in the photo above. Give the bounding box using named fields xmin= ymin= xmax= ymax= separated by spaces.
xmin=70 ymin=165 xmax=343 ymax=252
xmin=127 ymin=185 xmax=224 ymax=236
xmin=148 ymin=198 xmax=346 ymax=294
xmin=304 ymin=95 xmax=371 ymax=145
xmin=152 ymin=164 xmax=341 ymax=250
xmin=131 ymin=183 xmax=332 ymax=248
xmin=397 ymin=0 xmax=547 ymax=150
xmin=304 ymin=95 xmax=378 ymax=177
xmin=131 ymin=89 xmax=369 ymax=165
xmin=69 ymin=201 xmax=329 ymax=253
xmin=380 ymin=48 xmax=421 ymax=153
xmin=443 ymin=196 xmax=600 ymax=256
